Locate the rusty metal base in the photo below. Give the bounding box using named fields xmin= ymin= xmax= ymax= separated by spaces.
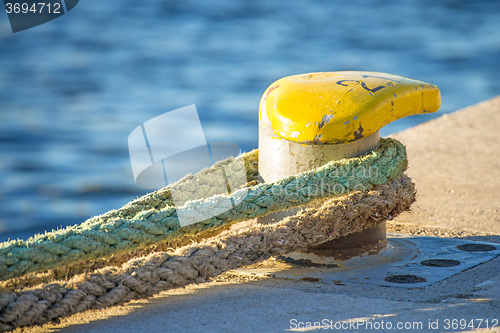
xmin=233 ymin=234 xmax=500 ymax=288
xmin=305 ymin=222 xmax=387 ymax=260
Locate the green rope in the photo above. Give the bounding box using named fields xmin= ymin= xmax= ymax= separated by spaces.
xmin=0 ymin=138 xmax=407 ymax=281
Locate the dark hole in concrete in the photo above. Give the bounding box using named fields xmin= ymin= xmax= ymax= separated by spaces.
xmin=421 ymin=259 xmax=460 ymax=267
xmin=301 ymin=277 xmax=322 ymax=282
xmin=457 ymin=244 xmax=496 ymax=252
xmin=384 ymin=274 xmax=427 ymax=284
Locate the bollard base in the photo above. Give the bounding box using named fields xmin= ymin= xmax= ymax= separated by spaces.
xmin=305 ymin=222 xmax=387 ymax=260
xmin=232 ymin=234 xmax=500 ymax=288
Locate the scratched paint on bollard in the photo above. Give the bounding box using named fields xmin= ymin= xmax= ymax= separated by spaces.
xmin=260 ymin=71 xmax=441 ymax=144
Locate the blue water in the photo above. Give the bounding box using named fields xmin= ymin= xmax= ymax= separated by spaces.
xmin=1 ymin=0 xmax=499 ymax=241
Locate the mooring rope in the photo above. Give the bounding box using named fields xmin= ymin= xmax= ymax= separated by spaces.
xmin=0 ymin=138 xmax=413 ymax=331
xmin=0 ymin=139 xmax=406 ymax=282
xmin=0 ymin=175 xmax=415 ymax=331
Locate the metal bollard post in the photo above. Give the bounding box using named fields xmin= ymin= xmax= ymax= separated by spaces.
xmin=258 ymin=71 xmax=441 ymax=260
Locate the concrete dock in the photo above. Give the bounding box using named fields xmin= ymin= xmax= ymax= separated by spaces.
xmin=17 ymin=96 xmax=500 ymax=333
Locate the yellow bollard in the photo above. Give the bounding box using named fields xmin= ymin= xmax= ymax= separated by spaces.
xmin=258 ymin=71 xmax=441 ymax=259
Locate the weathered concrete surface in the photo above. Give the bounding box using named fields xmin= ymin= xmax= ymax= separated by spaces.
xmin=391 ymin=96 xmax=500 ymax=235
xmin=16 ymin=97 xmax=500 ymax=333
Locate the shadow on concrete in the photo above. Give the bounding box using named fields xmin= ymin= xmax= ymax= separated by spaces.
xmin=53 ymin=237 xmax=499 ymax=333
